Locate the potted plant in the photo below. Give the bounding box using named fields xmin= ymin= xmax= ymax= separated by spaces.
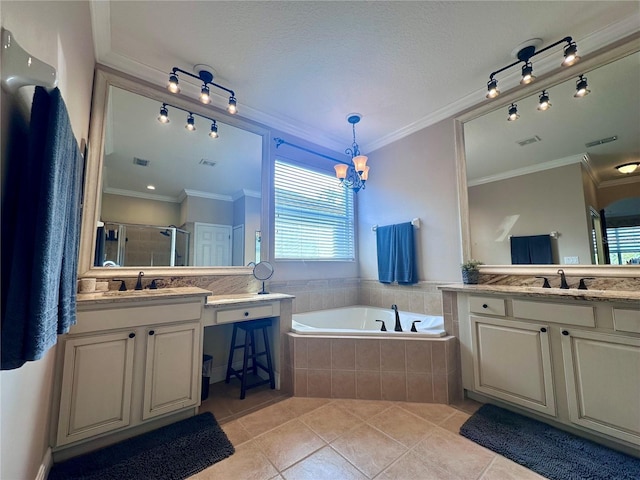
xmin=461 ymin=259 xmax=483 ymax=284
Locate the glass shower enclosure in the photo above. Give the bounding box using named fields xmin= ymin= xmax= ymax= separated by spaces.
xmin=98 ymin=222 xmax=190 ymax=267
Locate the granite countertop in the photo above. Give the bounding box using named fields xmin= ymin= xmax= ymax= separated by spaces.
xmin=439 ymin=283 xmax=640 ymax=304
xmin=205 ymin=292 xmax=294 ymax=308
xmin=77 ymin=287 xmax=212 ymax=305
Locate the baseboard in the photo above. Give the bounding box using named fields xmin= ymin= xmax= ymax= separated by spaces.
xmin=35 ymin=447 xmax=53 ymax=480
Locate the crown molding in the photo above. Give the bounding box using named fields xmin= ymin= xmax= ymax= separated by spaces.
xmin=468 ymin=154 xmax=585 ymax=187
xmin=103 ymin=187 xmax=180 ymax=203
xmin=90 ymin=2 xmax=639 ymax=153
xmin=182 ymin=189 xmax=233 ymax=202
xmin=598 ymin=174 xmax=640 ymax=189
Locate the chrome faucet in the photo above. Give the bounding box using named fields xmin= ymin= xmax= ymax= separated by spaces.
xmin=135 ymin=271 xmax=145 ymax=290
xmin=391 ymin=304 xmax=402 ymax=332
xmin=557 ymin=269 xmax=569 ymax=289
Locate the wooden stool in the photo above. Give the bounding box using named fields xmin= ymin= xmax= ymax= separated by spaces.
xmin=225 ymin=319 xmax=275 ymax=399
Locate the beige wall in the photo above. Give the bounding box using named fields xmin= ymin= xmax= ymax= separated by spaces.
xmin=469 ymin=163 xmax=592 ymax=265
xmin=598 ymin=180 xmax=640 ymax=209
xmin=0 ymin=2 xmax=95 ymax=479
xmin=183 ymin=195 xmax=234 ymax=225
xmin=358 ymin=118 xmax=462 ymax=282
xmin=101 ymin=193 xmax=181 ymax=226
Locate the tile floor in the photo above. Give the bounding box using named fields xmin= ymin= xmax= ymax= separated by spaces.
xmin=195 ymin=381 xmax=546 ymax=480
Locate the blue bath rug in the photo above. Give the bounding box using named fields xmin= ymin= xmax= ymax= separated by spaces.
xmin=48 ymin=412 xmax=234 ymax=480
xmin=460 ymin=404 xmax=640 ymax=480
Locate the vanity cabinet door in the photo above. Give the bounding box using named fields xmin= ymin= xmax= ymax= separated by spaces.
xmin=470 ymin=315 xmax=556 ymax=416
xmin=142 ymin=322 xmax=201 ymax=420
xmin=56 ymin=330 xmax=135 ymax=446
xmin=561 ymin=329 xmax=640 ymax=446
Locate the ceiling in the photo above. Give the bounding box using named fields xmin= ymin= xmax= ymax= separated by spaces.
xmin=91 ymin=1 xmax=639 ymax=158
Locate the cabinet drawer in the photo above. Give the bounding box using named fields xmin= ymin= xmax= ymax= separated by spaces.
xmin=216 ymin=303 xmax=280 ymax=324
xmin=613 ymin=308 xmax=640 ymax=334
xmin=512 ymin=300 xmax=595 ymax=327
xmin=469 ymin=296 xmax=506 ymax=316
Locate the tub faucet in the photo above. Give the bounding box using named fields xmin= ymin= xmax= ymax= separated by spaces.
xmin=391 ymin=304 xmax=402 ymax=332
xmin=557 ymin=269 xmax=569 ymax=289
xmin=135 ymin=271 xmax=144 ymax=290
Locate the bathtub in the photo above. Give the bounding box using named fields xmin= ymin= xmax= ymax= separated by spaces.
xmin=292 ymin=306 xmax=446 ymax=337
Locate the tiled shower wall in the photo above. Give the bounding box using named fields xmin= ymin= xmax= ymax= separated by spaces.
xmin=269 ymin=278 xmax=445 ymax=316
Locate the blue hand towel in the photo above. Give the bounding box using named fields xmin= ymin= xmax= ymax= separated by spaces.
xmin=1 ymin=87 xmax=82 ymax=370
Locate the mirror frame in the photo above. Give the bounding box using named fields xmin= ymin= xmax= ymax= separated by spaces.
xmin=78 ymin=65 xmax=270 ymax=278
xmin=455 ymin=32 xmax=640 ymax=278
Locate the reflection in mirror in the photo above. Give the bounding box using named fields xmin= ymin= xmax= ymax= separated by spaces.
xmin=464 ymin=51 xmax=640 ymax=266
xmin=97 ymin=85 xmax=263 ymax=268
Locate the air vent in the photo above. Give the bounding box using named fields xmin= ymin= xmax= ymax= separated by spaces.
xmin=199 ymin=159 xmax=217 ymax=167
xmin=516 ymin=135 xmax=542 ymax=147
xmin=585 ymin=136 xmax=617 ymax=148
xmin=133 ymin=157 xmax=150 ymax=167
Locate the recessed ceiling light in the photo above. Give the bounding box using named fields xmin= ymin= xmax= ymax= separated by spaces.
xmin=146 ymin=185 xmax=156 ymax=190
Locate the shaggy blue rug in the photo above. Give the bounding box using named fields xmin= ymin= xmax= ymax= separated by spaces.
xmin=460 ymin=404 xmax=640 ymax=480
xmin=48 ymin=412 xmax=234 ymax=480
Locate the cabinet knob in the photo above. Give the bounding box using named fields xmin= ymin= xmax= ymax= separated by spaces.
xmin=482 ymin=304 xmax=488 ymax=309
xmin=562 ymin=330 xmax=569 ymax=336
xmin=149 ymin=330 xmax=155 ymax=336
xmin=244 ymin=311 xmax=249 ymax=317
xmin=128 ymin=332 xmax=135 ymax=339
xmin=540 ymin=327 xmax=547 ymax=333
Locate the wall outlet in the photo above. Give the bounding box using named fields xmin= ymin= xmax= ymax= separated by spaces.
xmin=563 ymin=256 xmax=580 ymax=264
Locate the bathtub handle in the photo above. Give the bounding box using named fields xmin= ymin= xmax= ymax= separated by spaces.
xmin=411 ymin=320 xmax=422 ymax=332
xmin=375 ymin=320 xmax=387 ymax=332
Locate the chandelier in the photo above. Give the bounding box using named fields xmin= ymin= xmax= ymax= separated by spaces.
xmin=334 ymin=114 xmax=369 ymax=193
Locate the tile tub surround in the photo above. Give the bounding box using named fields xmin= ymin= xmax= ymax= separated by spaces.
xmin=269 ymin=278 xmax=446 ymax=317
xmin=287 ymin=334 xmax=461 ymax=404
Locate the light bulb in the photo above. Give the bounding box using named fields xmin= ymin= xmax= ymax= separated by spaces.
xmin=209 ymin=122 xmax=218 ymax=138
xmin=200 ymin=85 xmax=210 ymax=104
xmin=227 ymin=96 xmax=237 ymax=114
xmin=185 ymin=114 xmax=196 ymax=131
xmin=486 ymin=78 xmax=499 ymax=99
xmin=507 ymin=104 xmax=519 ymax=122
xmin=158 ymin=105 xmax=170 ymax=123
xmin=168 ymin=73 xmax=180 ymax=93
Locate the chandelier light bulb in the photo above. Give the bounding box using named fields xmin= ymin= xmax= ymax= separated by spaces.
xmin=168 ymin=73 xmax=180 ymax=93
xmin=507 ymin=103 xmax=519 ymax=122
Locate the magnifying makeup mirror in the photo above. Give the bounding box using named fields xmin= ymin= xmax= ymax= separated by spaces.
xmin=253 ymin=261 xmax=274 ymax=294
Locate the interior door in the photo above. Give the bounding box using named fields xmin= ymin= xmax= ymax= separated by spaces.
xmin=232 ymin=224 xmax=245 ymax=266
xmin=194 ymin=223 xmax=231 ymax=266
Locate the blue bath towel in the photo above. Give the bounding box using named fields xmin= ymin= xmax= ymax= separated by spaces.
xmin=1 ymin=87 xmax=82 ymax=370
xmin=376 ymin=222 xmax=417 ymax=284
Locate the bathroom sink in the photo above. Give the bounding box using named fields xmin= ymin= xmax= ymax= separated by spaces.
xmin=100 ymin=288 xmax=193 ymax=297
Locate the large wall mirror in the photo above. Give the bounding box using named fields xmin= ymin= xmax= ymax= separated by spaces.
xmin=456 ymin=34 xmax=640 ymax=276
xmin=78 ymin=67 xmax=269 ymax=278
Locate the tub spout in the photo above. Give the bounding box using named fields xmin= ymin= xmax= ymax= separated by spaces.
xmin=391 ymin=304 xmax=402 ymax=332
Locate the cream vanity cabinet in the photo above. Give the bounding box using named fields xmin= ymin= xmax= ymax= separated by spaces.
xmin=52 ymin=290 xmax=208 ymax=452
xmin=457 ymin=291 xmax=640 ymax=451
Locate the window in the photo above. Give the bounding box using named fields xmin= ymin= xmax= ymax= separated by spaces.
xmin=274 ymin=160 xmax=355 ymax=261
xmin=607 ymin=225 xmax=640 ymax=264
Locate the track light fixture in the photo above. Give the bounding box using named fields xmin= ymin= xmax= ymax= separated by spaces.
xmin=537 ymin=90 xmax=551 ymax=111
xmin=507 ymin=103 xmax=519 ymax=122
xmin=334 ymin=113 xmax=369 ymax=193
xmin=574 ymin=75 xmax=591 ymax=97
xmin=520 ymin=62 xmax=535 ymax=85
xmin=209 ymin=121 xmax=219 ymax=138
xmin=167 ymin=65 xmax=237 ymax=114
xmin=485 ymin=36 xmax=579 ymax=99
xmin=157 ymin=102 xmax=220 ymax=139
xmin=185 ymin=114 xmax=196 ymax=131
